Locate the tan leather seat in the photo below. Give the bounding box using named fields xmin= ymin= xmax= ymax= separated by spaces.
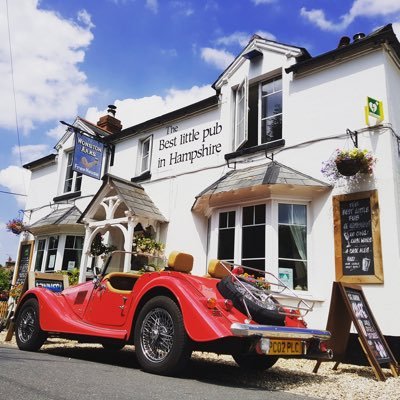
xmin=207 ymin=259 xmax=231 ymax=278
xmin=167 ymin=251 xmax=193 ymax=273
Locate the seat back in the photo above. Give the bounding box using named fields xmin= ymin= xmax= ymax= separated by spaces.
xmin=167 ymin=251 xmax=193 ymax=273
xmin=207 ymin=259 xmax=231 ymax=279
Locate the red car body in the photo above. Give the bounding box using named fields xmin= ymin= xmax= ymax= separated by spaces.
xmin=13 ymin=253 xmax=332 ymax=375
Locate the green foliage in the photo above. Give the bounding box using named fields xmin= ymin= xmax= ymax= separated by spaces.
xmin=90 ymin=233 xmax=116 ymax=257
xmin=133 ymin=234 xmax=165 ymax=256
xmin=0 ymin=268 xmax=12 ymax=291
xmin=61 ymin=268 xmax=80 ymax=286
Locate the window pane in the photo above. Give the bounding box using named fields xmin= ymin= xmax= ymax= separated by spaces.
xmin=218 ymin=211 xmax=236 ymax=261
xmin=261 ymin=115 xmax=282 ymax=143
xmin=279 ymin=259 xmax=307 ymax=290
xmin=279 ymin=204 xmax=306 ymax=225
xmin=242 ymin=206 xmax=253 ymax=226
xmin=74 ymin=173 xmax=82 ymax=192
xmin=65 ymin=235 xmax=75 ymax=248
xmin=273 ymin=78 xmax=282 ymax=92
xmin=254 ymin=204 xmax=266 ymax=224
xmin=261 ymin=81 xmax=274 ymax=96
xmin=62 ymin=249 xmax=82 ymax=271
xmin=241 ymin=259 xmax=265 ymax=276
xmin=242 ymin=225 xmax=265 ymax=258
xmin=34 ymin=239 xmax=46 ymax=271
xmin=279 ymin=225 xmax=307 ymax=259
xmin=218 ymin=230 xmax=235 ymax=260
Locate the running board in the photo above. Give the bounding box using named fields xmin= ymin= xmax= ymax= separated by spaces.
xmin=231 ymin=322 xmax=331 ymax=341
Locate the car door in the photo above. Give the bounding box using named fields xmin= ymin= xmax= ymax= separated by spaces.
xmin=84 ymin=274 xmax=136 ymax=327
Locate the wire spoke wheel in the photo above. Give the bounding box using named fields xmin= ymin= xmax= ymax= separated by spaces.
xmin=17 ymin=307 xmax=36 ymax=343
xmin=134 ymin=296 xmax=191 ymax=375
xmin=140 ymin=308 xmax=174 ymax=362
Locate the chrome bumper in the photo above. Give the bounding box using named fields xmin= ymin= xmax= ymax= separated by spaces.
xmin=231 ymin=322 xmax=331 ymax=341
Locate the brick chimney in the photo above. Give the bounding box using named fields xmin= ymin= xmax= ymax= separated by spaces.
xmin=97 ymin=105 xmax=122 ymax=134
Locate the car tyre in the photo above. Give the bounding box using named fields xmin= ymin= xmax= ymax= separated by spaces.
xmin=15 ymin=298 xmax=47 ymax=351
xmin=233 ymin=353 xmax=278 ymax=371
xmin=134 ymin=296 xmax=191 ymax=376
xmin=217 ymin=276 xmax=285 ymax=326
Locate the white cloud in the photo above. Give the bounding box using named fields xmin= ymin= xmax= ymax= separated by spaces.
xmin=256 ymin=30 xmax=277 ymax=41
xmin=85 ymin=84 xmax=215 ymax=129
xmin=0 ymin=0 xmax=95 ymax=133
xmin=251 ymin=0 xmax=276 ymax=4
xmin=171 ymin=1 xmax=194 ymax=16
xmin=0 ymin=165 xmax=30 ymax=206
xmin=215 ymin=30 xmax=276 ymax=48
xmin=145 ymin=0 xmax=158 ymax=13
xmin=161 ymin=48 xmax=178 ymax=57
xmin=12 ymin=144 xmax=50 ymax=165
xmin=200 ymin=48 xmax=235 ymax=70
xmin=46 ymin=124 xmax=66 ymax=140
xmin=301 ymin=0 xmax=400 ymax=32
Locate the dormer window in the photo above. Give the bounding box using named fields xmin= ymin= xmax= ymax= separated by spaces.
xmin=233 ymin=75 xmax=282 ymax=150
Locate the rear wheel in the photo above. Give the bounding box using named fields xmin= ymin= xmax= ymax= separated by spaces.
xmin=15 ymin=298 xmax=47 ymax=351
xmin=233 ymin=353 xmax=278 ymax=371
xmin=134 ymin=296 xmax=191 ymax=376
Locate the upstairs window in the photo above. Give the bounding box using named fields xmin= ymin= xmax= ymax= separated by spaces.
xmin=64 ymin=151 xmax=82 ymax=193
xmin=233 ymin=76 xmax=282 ymax=150
xmin=138 ymin=136 xmax=152 ymax=174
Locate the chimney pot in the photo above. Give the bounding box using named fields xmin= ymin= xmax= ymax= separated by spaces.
xmin=353 ymin=32 xmax=366 ymax=42
xmin=337 ymin=36 xmax=350 ymax=48
xmin=97 ymin=104 xmax=122 ymax=134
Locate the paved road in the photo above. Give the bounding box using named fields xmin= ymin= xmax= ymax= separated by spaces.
xmin=0 ymin=345 xmax=319 ymax=400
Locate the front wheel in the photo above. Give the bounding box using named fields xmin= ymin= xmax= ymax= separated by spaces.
xmin=134 ymin=296 xmax=191 ymax=375
xmin=15 ymin=298 xmax=47 ymax=351
xmin=233 ymin=353 xmax=278 ymax=371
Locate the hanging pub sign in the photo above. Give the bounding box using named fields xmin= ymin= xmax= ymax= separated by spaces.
xmin=333 ymin=190 xmax=383 ymax=284
xmin=73 ymin=132 xmax=104 ymax=180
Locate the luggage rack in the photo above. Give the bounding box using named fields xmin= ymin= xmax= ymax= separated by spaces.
xmin=218 ymin=261 xmax=314 ymax=319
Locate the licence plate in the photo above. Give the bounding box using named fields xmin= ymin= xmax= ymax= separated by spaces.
xmin=264 ymin=339 xmax=303 ymax=355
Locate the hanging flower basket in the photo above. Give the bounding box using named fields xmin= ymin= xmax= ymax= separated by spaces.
xmin=321 ymin=148 xmax=376 ymax=182
xmin=5 ymin=218 xmax=25 ymax=235
xmin=335 ymin=158 xmax=362 ymax=176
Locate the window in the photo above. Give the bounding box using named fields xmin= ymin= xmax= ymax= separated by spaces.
xmin=233 ymin=78 xmax=248 ymax=149
xmin=62 ymin=235 xmax=84 ymax=270
xmin=138 ymin=136 xmax=152 ymax=174
xmin=233 ymin=76 xmax=282 ymax=150
xmin=214 ymin=202 xmax=308 ymax=290
xmin=218 ymin=211 xmax=236 ymax=262
xmin=278 ymin=204 xmax=307 ymax=290
xmin=241 ymin=205 xmax=266 ymax=274
xmin=45 ymin=236 xmax=59 ymax=271
xmin=64 ymin=151 xmax=82 ymax=193
xmin=34 ymin=239 xmax=46 ymax=271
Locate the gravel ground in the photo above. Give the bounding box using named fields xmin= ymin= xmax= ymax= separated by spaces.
xmin=2 ymin=330 xmax=400 ymax=400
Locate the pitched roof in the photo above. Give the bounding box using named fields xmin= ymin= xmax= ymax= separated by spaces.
xmin=29 ymin=206 xmax=81 ymax=229
xmin=286 ymin=24 xmax=400 ymax=75
xmin=78 ymin=174 xmax=167 ymax=223
xmin=193 ymin=161 xmax=330 ymax=214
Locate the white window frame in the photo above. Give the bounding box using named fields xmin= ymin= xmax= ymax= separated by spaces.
xmin=138 ymin=135 xmax=152 ymax=175
xmin=259 ymin=76 xmax=283 ymax=144
xmin=63 ymin=151 xmax=82 ymax=194
xmin=210 ymin=200 xmax=310 ymax=291
xmin=233 ymin=77 xmax=248 ymax=150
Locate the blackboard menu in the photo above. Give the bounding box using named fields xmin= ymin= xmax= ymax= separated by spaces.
xmin=344 ymin=287 xmax=390 ymax=364
xmin=340 ymin=197 xmax=374 ymax=276
xmin=15 ymin=243 xmax=32 ymax=285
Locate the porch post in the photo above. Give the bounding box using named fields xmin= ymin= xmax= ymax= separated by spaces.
xmin=79 ymin=223 xmax=93 ymax=283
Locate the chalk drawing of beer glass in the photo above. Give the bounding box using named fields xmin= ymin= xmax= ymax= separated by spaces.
xmin=343 ymin=231 xmax=351 ymax=247
xmin=362 ymin=257 xmax=371 ymax=272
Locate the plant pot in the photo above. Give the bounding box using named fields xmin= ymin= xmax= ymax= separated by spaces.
xmin=336 ymin=159 xmax=361 ymax=176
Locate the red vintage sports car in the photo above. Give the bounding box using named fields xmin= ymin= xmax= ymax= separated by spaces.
xmin=13 ymin=251 xmax=332 ymax=375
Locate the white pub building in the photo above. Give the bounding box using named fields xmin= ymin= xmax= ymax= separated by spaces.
xmin=16 ymin=24 xmax=400 ymax=361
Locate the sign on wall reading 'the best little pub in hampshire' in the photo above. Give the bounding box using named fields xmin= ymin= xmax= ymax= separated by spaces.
xmin=155 ymin=120 xmax=224 ymax=172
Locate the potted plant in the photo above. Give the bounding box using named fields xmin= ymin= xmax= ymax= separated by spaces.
xmin=5 ymin=218 xmax=25 ymax=235
xmin=322 ymin=148 xmax=376 ymax=182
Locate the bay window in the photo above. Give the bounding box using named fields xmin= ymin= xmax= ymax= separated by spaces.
xmin=214 ymin=201 xmax=308 ymax=290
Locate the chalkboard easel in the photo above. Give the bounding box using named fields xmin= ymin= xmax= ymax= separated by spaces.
xmin=313 ymin=282 xmax=398 ymax=381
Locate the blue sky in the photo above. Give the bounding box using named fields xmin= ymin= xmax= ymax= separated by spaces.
xmin=1 ymin=0 xmax=400 ymax=264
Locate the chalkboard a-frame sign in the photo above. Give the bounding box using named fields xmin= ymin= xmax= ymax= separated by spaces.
xmin=314 ymin=282 xmax=398 ymax=381
xmin=333 ymin=190 xmax=383 ymax=284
